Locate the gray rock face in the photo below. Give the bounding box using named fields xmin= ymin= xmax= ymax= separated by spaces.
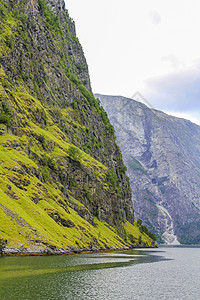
xmin=97 ymin=94 xmax=200 ymax=244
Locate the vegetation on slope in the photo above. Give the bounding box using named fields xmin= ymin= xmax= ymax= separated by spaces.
xmin=0 ymin=0 xmax=156 ymax=254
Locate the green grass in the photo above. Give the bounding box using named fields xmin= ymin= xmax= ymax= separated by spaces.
xmin=0 ymin=89 xmax=154 ymax=252
xmin=124 ymin=221 xmax=155 ymax=246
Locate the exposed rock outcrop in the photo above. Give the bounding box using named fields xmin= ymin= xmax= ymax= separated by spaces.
xmin=97 ymin=94 xmax=200 ymax=244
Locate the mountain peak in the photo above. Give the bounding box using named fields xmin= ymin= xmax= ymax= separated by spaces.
xmin=98 ymin=93 xmax=200 ymax=245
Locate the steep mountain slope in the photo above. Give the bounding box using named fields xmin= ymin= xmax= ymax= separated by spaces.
xmin=0 ymin=0 xmax=156 ymax=254
xmin=97 ymin=94 xmax=200 ymax=244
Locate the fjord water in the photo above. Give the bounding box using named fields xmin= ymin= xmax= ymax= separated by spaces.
xmin=0 ymin=247 xmax=200 ymax=300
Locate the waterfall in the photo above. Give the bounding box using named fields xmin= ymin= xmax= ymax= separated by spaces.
xmin=156 ymin=204 xmax=180 ymax=245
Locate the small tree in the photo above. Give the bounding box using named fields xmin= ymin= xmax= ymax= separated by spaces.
xmin=137 ymin=219 xmax=142 ymax=226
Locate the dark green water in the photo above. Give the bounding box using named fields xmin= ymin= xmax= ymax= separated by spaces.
xmin=0 ymin=247 xmax=200 ymax=299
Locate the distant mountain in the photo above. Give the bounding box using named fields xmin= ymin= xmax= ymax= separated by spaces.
xmin=97 ymin=94 xmax=200 ymax=244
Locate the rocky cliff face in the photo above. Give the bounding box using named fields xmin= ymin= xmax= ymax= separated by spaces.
xmin=0 ymin=0 xmax=155 ymax=254
xmin=97 ymin=94 xmax=200 ymax=244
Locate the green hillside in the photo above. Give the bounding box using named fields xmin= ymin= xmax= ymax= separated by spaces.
xmin=0 ymin=0 xmax=156 ymax=254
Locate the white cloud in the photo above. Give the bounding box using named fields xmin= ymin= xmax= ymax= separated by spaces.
xmin=66 ymin=0 xmax=200 ymax=125
xmin=143 ymin=63 xmax=200 ymax=113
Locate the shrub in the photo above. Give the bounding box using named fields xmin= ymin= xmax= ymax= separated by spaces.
xmin=38 ymin=0 xmax=62 ymax=34
xmin=13 ymin=9 xmax=28 ymax=28
xmin=68 ymin=145 xmax=81 ymax=161
xmin=99 ymin=107 xmax=114 ymax=133
xmin=69 ymin=176 xmax=78 ymax=188
xmin=72 ymin=101 xmax=78 ymax=110
xmin=0 ymin=100 xmax=12 ymax=127
xmin=120 ymin=165 xmax=127 ymax=175
xmin=41 ymin=111 xmax=48 ymax=125
xmin=0 ymin=112 xmax=11 ymax=126
xmin=137 ymin=219 xmax=142 ymax=226
xmin=18 ymin=12 xmax=28 ymax=28
xmin=42 ymin=153 xmax=48 ymax=165
xmin=128 ymin=234 xmax=136 ymax=244
xmin=107 ymin=168 xmax=119 ymax=189
xmin=40 ymin=166 xmax=49 ymax=182
xmin=137 ymin=219 xmax=157 ymax=241
xmin=38 ymin=134 xmax=47 ymax=149
xmin=48 ymin=157 xmax=57 ymax=170
xmin=82 ymin=186 xmax=92 ymax=203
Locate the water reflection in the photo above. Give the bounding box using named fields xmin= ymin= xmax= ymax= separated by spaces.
xmin=0 ymin=249 xmax=167 ymax=279
xmin=0 ymin=249 xmax=168 ymax=300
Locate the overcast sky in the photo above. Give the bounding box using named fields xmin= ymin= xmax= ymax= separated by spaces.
xmin=66 ymin=0 xmax=200 ymax=125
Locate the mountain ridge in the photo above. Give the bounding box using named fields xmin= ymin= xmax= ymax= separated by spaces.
xmin=97 ymin=93 xmax=200 ymax=244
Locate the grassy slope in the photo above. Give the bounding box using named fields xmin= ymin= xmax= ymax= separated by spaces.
xmin=0 ymin=86 xmax=153 ymax=250
xmin=0 ymin=0 xmax=155 ymax=253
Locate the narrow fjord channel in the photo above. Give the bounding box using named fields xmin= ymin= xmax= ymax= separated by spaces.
xmin=1 ymin=246 xmax=200 ymax=300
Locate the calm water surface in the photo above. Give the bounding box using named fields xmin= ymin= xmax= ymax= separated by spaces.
xmin=0 ymin=246 xmax=200 ymax=300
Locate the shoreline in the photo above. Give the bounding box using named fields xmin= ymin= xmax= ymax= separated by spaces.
xmin=0 ymin=244 xmax=157 ymax=257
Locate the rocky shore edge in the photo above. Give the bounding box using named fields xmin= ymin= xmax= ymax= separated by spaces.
xmin=0 ymin=243 xmax=157 ymax=256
